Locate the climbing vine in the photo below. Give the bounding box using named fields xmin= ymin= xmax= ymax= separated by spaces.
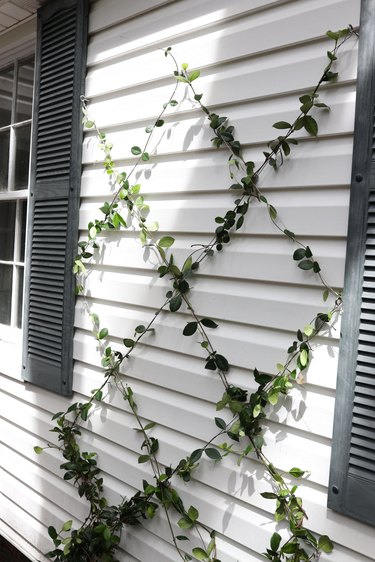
xmin=34 ymin=27 xmax=357 ymax=562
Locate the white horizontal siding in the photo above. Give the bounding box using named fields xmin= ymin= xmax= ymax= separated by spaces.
xmin=2 ymin=375 xmax=375 ymax=560
xmin=1 ymin=1 xmax=369 ymax=562
xmin=81 ymin=136 xmax=354 ymax=195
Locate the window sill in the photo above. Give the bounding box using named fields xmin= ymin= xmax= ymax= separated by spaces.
xmin=0 ymin=330 xmax=22 ymax=379
xmin=0 ymin=324 xmax=22 ymax=346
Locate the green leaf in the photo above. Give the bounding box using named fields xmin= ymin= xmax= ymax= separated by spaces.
xmin=293 ymin=248 xmax=306 ymax=261
xmin=85 ymin=120 xmax=94 ymax=128
xmin=260 ymin=492 xmax=278 ymax=499
xmin=131 ymin=146 xmax=142 ymax=155
xmin=268 ymin=390 xmax=279 ymax=406
xmin=294 ymin=117 xmax=304 ymax=131
xmin=206 ymin=537 xmax=215 ymax=556
xmin=274 ymin=506 xmax=286 ymax=522
xmin=313 ymin=261 xmax=321 ymax=273
xmin=188 ymin=505 xmax=199 ymax=521
xmin=205 ymin=448 xmax=222 ymax=460
xmin=155 ymin=119 xmax=164 ymax=127
xmin=303 ymin=324 xmax=314 ymax=337
xmin=318 ymin=535 xmax=334 ymax=553
xmin=215 ymin=354 xmax=229 ymax=372
xmin=98 ymin=328 xmax=108 ymax=339
xmin=191 ymin=548 xmax=208 ymax=561
xmin=214 ymin=417 xmax=226 ymax=430
xmin=182 ymin=256 xmax=193 ymax=274
xmin=253 ymin=403 xmax=261 ymax=418
xmin=140 ymin=230 xmax=147 ymax=245
xmin=298 ymin=260 xmax=314 ymax=270
xmin=299 ymin=94 xmax=311 ymax=104
xmin=300 ymin=349 xmax=308 ymax=367
xmin=34 ymin=446 xmax=43 ymax=455
xmin=273 ymin=121 xmax=292 ymax=129
xmin=178 ymin=279 xmax=190 ymax=294
xmin=304 ymin=115 xmax=318 ymax=136
xmin=138 ymin=454 xmax=150 ymax=464
xmin=281 ymin=140 xmax=291 ymax=156
xmin=270 ymin=532 xmax=282 ymax=552
xmin=158 ymin=236 xmax=175 ymax=248
xmin=176 ymin=75 xmax=189 ymax=83
xmin=323 ymin=289 xmax=329 ymax=302
xmin=268 ymin=205 xmax=277 ymax=220
xmin=178 ymin=517 xmax=193 ymax=529
xmin=94 ymin=390 xmax=103 ymax=401
xmin=135 ymin=325 xmax=146 ymax=334
xmin=326 ymin=30 xmax=340 ymax=40
xmin=123 ymin=338 xmax=135 ymax=348
xmin=170 ymin=294 xmax=182 ymax=312
xmin=194 ymin=94 xmax=203 ymax=101
xmin=289 ymin=467 xmax=306 ymax=478
xmin=131 ymin=183 xmax=141 ymax=195
xmin=254 ymin=371 xmax=273 ymax=386
xmin=183 ymin=322 xmax=198 ymax=336
xmin=188 ymin=70 xmax=200 ymax=82
xmin=300 ymin=100 xmax=313 ymax=114
xmin=176 ymin=535 xmax=190 ymax=541
xmin=236 ymin=215 xmax=244 ymax=230
xmin=204 ymin=358 xmax=216 ymax=371
xmin=201 ymin=318 xmax=218 ymax=329
xmin=281 ymin=542 xmax=298 ymax=554
xmin=190 ymin=449 xmax=203 ymax=463
xmin=142 ymin=152 xmax=150 ymax=161
xmin=102 ymin=527 xmax=111 ymax=541
xmin=80 ymin=402 xmax=92 ymax=421
xmin=48 ymin=526 xmax=58 ymax=540
xmin=62 ymin=520 xmax=73 ymax=532
xmin=144 ymin=421 xmax=156 ymax=431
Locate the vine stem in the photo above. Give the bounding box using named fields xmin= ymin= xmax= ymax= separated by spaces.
xmin=164 ymin=31 xmax=354 ymax=303
xmin=45 ymin=30 xmax=356 ymax=562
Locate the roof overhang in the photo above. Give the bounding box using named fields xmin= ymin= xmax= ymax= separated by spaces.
xmin=0 ymin=1 xmax=47 ymax=34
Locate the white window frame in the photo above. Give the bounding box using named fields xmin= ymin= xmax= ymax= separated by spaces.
xmin=0 ymin=28 xmax=35 ymax=361
xmin=0 ymin=55 xmax=34 ymax=344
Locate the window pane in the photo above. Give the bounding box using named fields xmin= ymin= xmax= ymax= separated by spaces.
xmin=20 ymin=199 xmax=27 ymax=262
xmin=15 ymin=123 xmax=31 ymax=189
xmin=0 ymin=129 xmax=10 ymax=191
xmin=0 ymin=264 xmax=13 ymax=325
xmin=0 ymin=201 xmax=16 ymax=260
xmin=0 ymin=66 xmax=13 ymax=127
xmin=16 ymin=58 xmax=34 ymax=122
xmin=17 ymin=265 xmax=24 ymax=328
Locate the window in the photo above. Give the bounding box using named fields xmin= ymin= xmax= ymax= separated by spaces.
xmin=0 ymin=57 xmax=34 ymax=335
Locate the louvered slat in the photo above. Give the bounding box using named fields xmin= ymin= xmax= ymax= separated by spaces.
xmin=23 ymin=0 xmax=88 ymax=395
xmin=35 ymin=5 xmax=75 ymax=183
xmin=347 ymin=199 xmax=375 ymax=482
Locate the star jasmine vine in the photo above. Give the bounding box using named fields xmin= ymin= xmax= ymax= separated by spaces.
xmin=34 ymin=27 xmax=357 ymax=562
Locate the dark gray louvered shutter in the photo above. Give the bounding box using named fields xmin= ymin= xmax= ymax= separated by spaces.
xmin=328 ymin=0 xmax=375 ymax=525
xmin=22 ymin=0 xmax=88 ymax=395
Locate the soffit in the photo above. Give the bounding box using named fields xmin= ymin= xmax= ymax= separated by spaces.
xmin=0 ymin=1 xmax=46 ymax=33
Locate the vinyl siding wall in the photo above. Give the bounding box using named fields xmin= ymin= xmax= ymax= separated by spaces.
xmin=0 ymin=0 xmax=372 ymax=561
